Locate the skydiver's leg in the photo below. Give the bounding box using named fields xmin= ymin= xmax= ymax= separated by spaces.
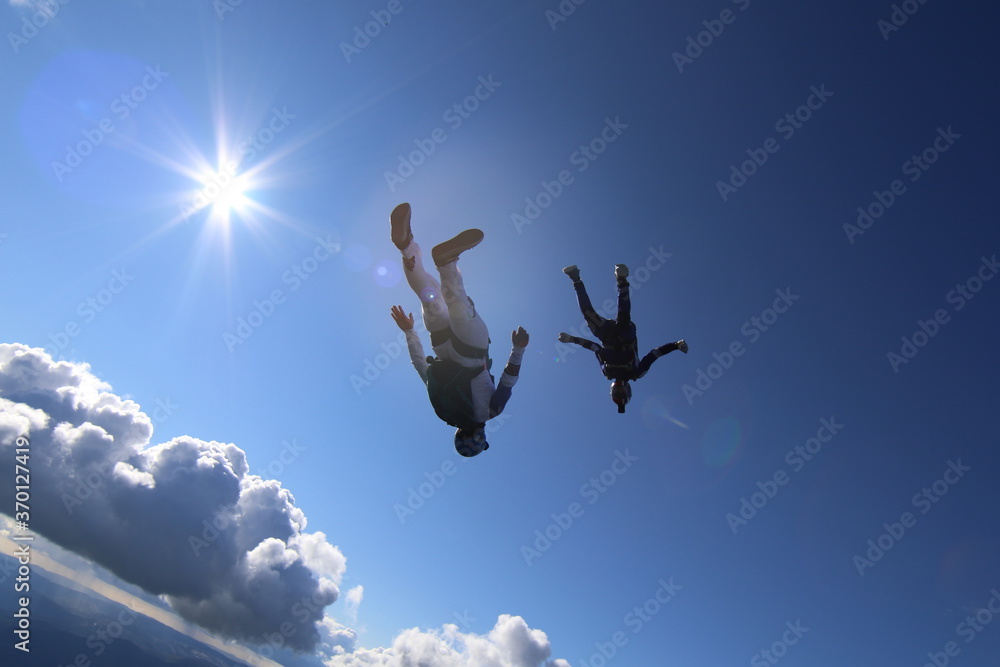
xmin=399 ymin=240 xmax=450 ymax=334
xmin=615 ymin=267 xmax=631 ymax=326
xmin=568 ymin=277 xmax=609 ymax=338
xmin=437 ymin=260 xmax=489 ymax=350
xmin=635 ymin=342 xmax=685 ymax=379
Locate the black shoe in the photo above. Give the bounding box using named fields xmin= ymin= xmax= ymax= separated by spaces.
xmin=432 ymin=229 xmax=484 ymax=267
xmin=390 ymin=203 xmax=413 ymax=251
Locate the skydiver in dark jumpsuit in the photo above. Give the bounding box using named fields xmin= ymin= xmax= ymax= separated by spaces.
xmin=557 ymin=264 xmax=687 ymax=413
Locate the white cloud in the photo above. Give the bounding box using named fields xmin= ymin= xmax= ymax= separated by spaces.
xmin=325 ymin=615 xmax=571 ymax=667
xmin=113 ymin=461 xmax=156 ymax=488
xmin=0 ymin=397 xmax=47 ymax=442
xmin=291 ymin=530 xmax=347 ymax=580
xmin=344 ymin=584 xmax=364 ymax=623
xmin=0 ymin=343 xmax=343 ymax=651
xmin=0 ymin=344 xmax=570 ymax=665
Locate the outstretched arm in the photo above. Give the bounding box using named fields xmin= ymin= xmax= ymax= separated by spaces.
xmin=489 ymin=327 xmax=528 ymax=418
xmin=557 ymin=332 xmax=601 ymax=353
xmin=391 ymin=305 xmax=429 ymax=383
xmin=636 ymin=342 xmax=683 ymax=379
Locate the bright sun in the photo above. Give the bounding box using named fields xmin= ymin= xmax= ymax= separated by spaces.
xmin=161 ymin=96 xmax=318 ymax=241
xmin=194 ymin=166 xmax=253 ymax=223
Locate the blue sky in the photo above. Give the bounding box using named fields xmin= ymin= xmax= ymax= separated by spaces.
xmin=2 ymin=0 xmax=1000 ymax=665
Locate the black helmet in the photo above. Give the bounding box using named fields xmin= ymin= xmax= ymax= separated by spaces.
xmin=610 ymin=379 xmax=632 ymax=413
xmin=454 ymin=425 xmax=489 ymax=457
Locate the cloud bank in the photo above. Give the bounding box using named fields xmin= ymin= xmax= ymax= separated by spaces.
xmin=0 ymin=343 xmax=343 ymax=651
xmin=0 ymin=344 xmax=570 ymax=665
xmin=326 ymin=615 xmax=571 ymax=667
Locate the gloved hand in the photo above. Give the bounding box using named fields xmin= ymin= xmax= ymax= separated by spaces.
xmin=512 ymin=326 xmax=529 ymax=348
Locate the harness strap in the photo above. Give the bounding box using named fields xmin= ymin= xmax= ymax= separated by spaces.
xmin=430 ymin=326 xmax=489 ymax=359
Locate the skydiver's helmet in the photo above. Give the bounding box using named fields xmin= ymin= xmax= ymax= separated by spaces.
xmin=610 ymin=379 xmax=632 ymax=413
xmin=455 ymin=425 xmax=489 ymax=457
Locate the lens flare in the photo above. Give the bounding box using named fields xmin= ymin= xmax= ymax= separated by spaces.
xmin=373 ymin=259 xmax=402 ymax=288
xmin=640 ymin=394 xmax=689 ymax=431
xmin=700 ymin=416 xmax=743 ymax=467
xmin=938 ymin=538 xmax=1000 ymax=610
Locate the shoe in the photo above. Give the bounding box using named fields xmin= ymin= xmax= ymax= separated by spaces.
xmin=677 ymin=339 xmax=688 ymax=353
xmin=558 ymin=332 xmax=572 ymax=343
xmin=432 ymin=229 xmax=484 ymax=267
xmin=562 ymin=265 xmax=580 ymax=282
xmin=615 ymin=264 xmax=629 ymax=280
xmin=390 ymin=203 xmax=413 ymax=251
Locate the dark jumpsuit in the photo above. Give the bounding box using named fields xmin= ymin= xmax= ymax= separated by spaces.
xmin=562 ymin=274 xmax=680 ymax=381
